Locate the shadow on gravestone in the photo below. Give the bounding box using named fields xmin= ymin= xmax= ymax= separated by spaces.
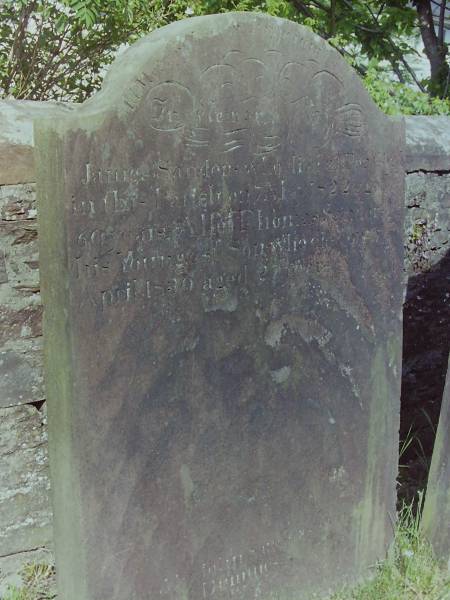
xmin=422 ymin=352 xmax=450 ymax=564
xmin=400 ymin=248 xmax=450 ymax=502
xmin=34 ymin=13 xmax=405 ymax=600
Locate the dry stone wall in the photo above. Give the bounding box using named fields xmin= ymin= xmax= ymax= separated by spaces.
xmin=0 ymin=105 xmax=448 ymax=594
xmin=402 ymin=116 xmax=450 ymax=496
xmin=0 ymin=100 xmax=72 ymax=595
xmin=404 ymin=116 xmax=450 ymax=276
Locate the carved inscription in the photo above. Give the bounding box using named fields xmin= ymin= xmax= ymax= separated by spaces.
xmin=71 ymin=103 xmax=377 ymax=314
xmin=70 ymin=150 xmax=376 ymax=311
xmin=157 ymin=529 xmax=305 ymax=600
xmin=70 ymin=148 xmax=375 ymax=312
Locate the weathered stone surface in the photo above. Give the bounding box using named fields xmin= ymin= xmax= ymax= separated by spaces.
xmin=0 ymin=142 xmax=35 ymax=187
xmin=0 ymin=184 xmax=40 ymax=299
xmin=0 ymin=107 xmax=52 ymax=588
xmin=36 ymin=14 xmax=404 ymax=600
xmin=0 ymin=548 xmax=54 ymax=597
xmin=0 ymin=405 xmax=52 ymax=557
xmin=0 ymin=182 xmax=44 ymax=408
xmin=422 ymin=357 xmax=450 ymax=562
xmin=405 ymin=172 xmax=450 ymax=276
xmin=405 ymin=116 xmax=450 ymax=172
xmin=0 ymin=183 xmax=37 ymax=221
xmin=0 ymin=250 xmax=7 ymax=284
xmin=0 ymin=101 xmax=73 ymax=185
xmin=0 ymin=346 xmax=44 ymax=408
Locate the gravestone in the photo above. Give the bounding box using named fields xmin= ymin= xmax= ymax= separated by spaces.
xmin=422 ymin=356 xmax=450 ymax=563
xmin=35 ymin=13 xmax=405 ymax=600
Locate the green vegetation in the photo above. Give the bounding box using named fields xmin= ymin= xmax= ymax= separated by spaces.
xmin=0 ymin=0 xmax=190 ymax=101
xmin=2 ymin=562 xmax=56 ymax=600
xmin=3 ymin=496 xmax=450 ymax=600
xmin=329 ymin=495 xmax=450 ymax=600
xmin=1 ymin=0 xmax=450 ymax=114
xmin=363 ymin=61 xmax=450 ymax=115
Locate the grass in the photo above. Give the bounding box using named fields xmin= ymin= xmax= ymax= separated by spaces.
xmin=2 ymin=562 xmax=56 ymax=600
xmin=329 ymin=493 xmax=450 ymax=600
xmin=3 ymin=495 xmax=450 ymax=600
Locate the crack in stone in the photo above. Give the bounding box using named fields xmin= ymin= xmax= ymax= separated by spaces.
xmin=0 ymin=546 xmax=49 ymax=560
xmin=407 ymin=168 xmax=450 ymax=176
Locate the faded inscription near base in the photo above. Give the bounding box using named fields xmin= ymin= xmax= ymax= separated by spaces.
xmin=36 ymin=13 xmax=405 ymax=600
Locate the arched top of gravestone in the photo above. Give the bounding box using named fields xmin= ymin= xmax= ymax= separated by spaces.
xmin=46 ymin=12 xmax=390 ymax=133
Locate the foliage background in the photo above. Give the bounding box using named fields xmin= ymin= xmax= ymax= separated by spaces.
xmin=1 ymin=0 xmax=450 ymax=114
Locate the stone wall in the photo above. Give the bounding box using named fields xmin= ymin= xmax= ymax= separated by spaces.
xmin=0 ymin=101 xmax=72 ymax=594
xmin=404 ymin=116 xmax=450 ymax=275
xmin=402 ymin=116 xmax=450 ymax=499
xmin=0 ymin=103 xmax=448 ymax=592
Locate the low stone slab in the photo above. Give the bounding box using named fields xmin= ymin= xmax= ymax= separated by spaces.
xmin=405 ymin=115 xmax=450 ymax=172
xmin=0 ymin=101 xmax=73 ymax=185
